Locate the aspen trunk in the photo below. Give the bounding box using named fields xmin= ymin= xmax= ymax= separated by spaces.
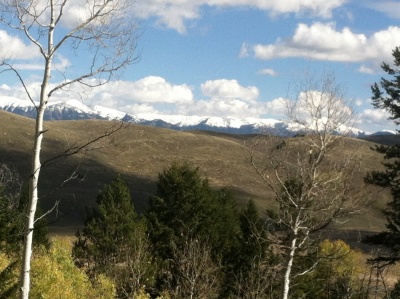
xmin=19 ymin=2 xmax=54 ymax=297
xmin=282 ymin=233 xmax=297 ymax=299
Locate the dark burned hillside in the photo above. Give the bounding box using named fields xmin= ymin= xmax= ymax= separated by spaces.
xmin=0 ymin=110 xmax=391 ymax=235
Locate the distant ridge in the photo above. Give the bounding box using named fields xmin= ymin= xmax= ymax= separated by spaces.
xmin=369 ymin=130 xmax=397 ymax=136
xmin=0 ymin=98 xmax=380 ymax=136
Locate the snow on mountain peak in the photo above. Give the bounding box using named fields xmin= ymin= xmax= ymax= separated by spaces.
xmin=0 ymin=97 xmax=375 ymax=136
xmin=48 ymin=99 xmax=92 ymax=113
xmin=92 ymin=105 xmax=126 ymax=120
xmin=0 ymin=97 xmax=36 ymax=109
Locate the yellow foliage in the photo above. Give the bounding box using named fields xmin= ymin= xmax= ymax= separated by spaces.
xmin=318 ymin=239 xmax=365 ymax=278
xmin=30 ymin=237 xmax=116 ymax=299
xmin=0 ymin=252 xmax=19 ymax=297
xmin=134 ymin=288 xmax=151 ymax=299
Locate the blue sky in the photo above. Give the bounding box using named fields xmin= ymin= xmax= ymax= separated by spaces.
xmin=1 ymin=0 xmax=400 ymax=132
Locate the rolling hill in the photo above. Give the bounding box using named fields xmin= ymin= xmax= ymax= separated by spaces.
xmin=0 ymin=110 xmax=395 ymax=239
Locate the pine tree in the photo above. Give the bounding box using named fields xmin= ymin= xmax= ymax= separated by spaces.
xmin=73 ymin=177 xmax=155 ymax=297
xmin=236 ymin=200 xmax=268 ymax=274
xmin=371 ymin=47 xmax=400 ymax=122
xmin=146 ymin=162 xmax=213 ymax=258
xmin=364 ymin=46 xmax=400 ymax=264
xmin=0 ymin=172 xmax=49 ymax=254
xmin=145 ymin=162 xmax=242 ymax=297
xmin=145 ymin=162 xmax=241 ymax=259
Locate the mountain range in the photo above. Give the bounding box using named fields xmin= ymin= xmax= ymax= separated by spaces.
xmin=0 ymin=98 xmax=395 ymax=136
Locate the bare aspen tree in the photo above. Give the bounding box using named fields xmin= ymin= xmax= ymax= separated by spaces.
xmin=168 ymin=237 xmax=221 ymax=299
xmin=249 ymin=72 xmax=366 ymax=299
xmin=0 ymin=1 xmax=138 ymax=298
xmin=0 ymin=164 xmax=22 ymax=200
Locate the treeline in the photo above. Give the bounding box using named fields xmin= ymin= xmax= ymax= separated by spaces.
xmin=0 ymin=162 xmax=397 ymax=298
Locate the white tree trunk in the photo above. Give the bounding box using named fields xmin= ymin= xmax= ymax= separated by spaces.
xmin=282 ymin=233 xmax=297 ymax=299
xmin=20 ymin=104 xmax=45 ymax=299
xmin=20 ymin=3 xmax=54 ymax=297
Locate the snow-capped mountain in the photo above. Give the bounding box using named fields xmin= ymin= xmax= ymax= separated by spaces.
xmin=0 ymin=98 xmax=374 ymax=136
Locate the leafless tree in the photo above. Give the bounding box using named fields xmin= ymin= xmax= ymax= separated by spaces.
xmin=115 ymin=229 xmax=156 ymax=297
xmin=249 ymin=72 xmax=368 ymax=299
xmin=0 ymin=1 xmax=138 ymax=298
xmin=232 ymin=255 xmax=281 ymax=299
xmin=0 ymin=163 xmax=22 ymax=200
xmin=167 ymin=237 xmax=221 ymax=299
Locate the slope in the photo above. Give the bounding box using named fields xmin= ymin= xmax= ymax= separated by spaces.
xmin=0 ymin=110 xmax=391 ymax=236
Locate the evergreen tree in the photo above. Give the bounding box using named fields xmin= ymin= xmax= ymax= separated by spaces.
xmin=0 ymin=186 xmax=23 ymax=254
xmin=145 ymin=162 xmax=242 ymax=297
xmin=364 ymin=46 xmax=400 ymax=264
xmin=145 ymin=162 xmax=240 ymax=261
xmin=371 ymin=46 xmax=400 ymax=122
xmin=236 ymin=200 xmax=268 ymax=274
xmin=73 ymin=177 xmax=155 ymax=298
xmin=0 ymin=171 xmax=49 ymax=254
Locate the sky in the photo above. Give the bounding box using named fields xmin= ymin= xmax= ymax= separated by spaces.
xmin=0 ymin=0 xmax=400 ymax=133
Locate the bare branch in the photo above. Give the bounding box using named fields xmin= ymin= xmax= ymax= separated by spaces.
xmin=42 ymin=121 xmax=126 ymax=167
xmin=247 ymin=72 xmax=368 ymax=299
xmin=0 ymin=63 xmax=36 ymax=108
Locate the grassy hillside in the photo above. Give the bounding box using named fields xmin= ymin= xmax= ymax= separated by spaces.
xmin=0 ymin=110 xmax=392 ymax=238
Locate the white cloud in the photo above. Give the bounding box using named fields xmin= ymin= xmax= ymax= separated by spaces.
xmin=177 ymin=78 xmax=266 ymax=118
xmin=119 ymin=76 xmax=194 ymax=104
xmin=0 ymin=76 xmax=194 ymax=114
xmin=0 ymin=30 xmax=40 ymax=60
xmin=133 ymin=1 xmax=200 ymax=34
xmin=123 ymin=103 xmax=161 ymax=115
xmin=249 ymin=23 xmax=400 ymax=64
xmin=133 ymin=0 xmax=345 ymax=33
xmin=0 ymin=76 xmax=267 ymax=118
xmin=201 ymin=79 xmax=259 ymax=102
xmin=358 ymin=107 xmax=398 ymax=132
xmin=265 ymin=97 xmax=287 ymax=116
xmin=203 ymin=0 xmax=345 ymax=16
xmin=24 ymin=0 xmax=133 ymax=29
xmin=366 ymin=1 xmax=400 ymax=19
xmin=258 ymin=68 xmax=278 ymax=76
xmin=182 ymin=97 xmax=266 ymax=118
xmin=360 ymin=108 xmax=391 ymax=123
xmin=74 ymin=76 xmax=195 ymax=115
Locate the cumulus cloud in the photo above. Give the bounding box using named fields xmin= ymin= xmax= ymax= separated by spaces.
xmin=248 ymin=23 xmax=400 ymax=65
xmin=265 ymin=97 xmax=287 ymax=116
xmin=76 ymin=76 xmax=194 ymax=115
xmin=132 ymin=0 xmax=345 ymax=33
xmin=178 ymin=78 xmax=266 ymax=118
xmin=357 ymin=107 xmax=398 ymax=132
xmin=361 ymin=108 xmax=390 ymax=122
xmin=183 ymin=98 xmax=265 ymax=118
xmin=0 ymin=76 xmax=268 ymax=118
xmin=120 ymin=76 xmax=194 ymax=104
xmin=0 ymin=76 xmax=194 ymax=114
xmin=201 ymin=79 xmax=259 ymax=101
xmin=0 ymin=30 xmax=40 ymax=60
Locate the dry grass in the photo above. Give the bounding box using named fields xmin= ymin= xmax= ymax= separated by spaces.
xmin=0 ymin=111 xmax=392 ymax=240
